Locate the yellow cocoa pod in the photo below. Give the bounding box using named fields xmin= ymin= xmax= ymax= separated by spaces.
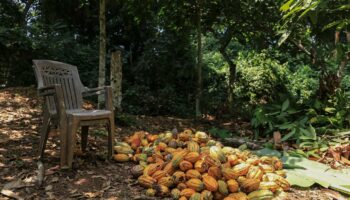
xmin=258 ymin=181 xmax=280 ymax=192
xmin=247 ymin=189 xmax=274 ymax=200
xmin=186 ymin=178 xmax=204 ymax=192
xmin=194 ymin=160 xmax=208 ymax=173
xmin=228 ymin=192 xmax=248 ymax=200
xmin=227 ymin=179 xmax=239 ymax=193
xmin=217 ymin=180 xmax=229 ymax=196
xmin=145 ymin=188 xmax=156 ymax=197
xmin=138 ymin=175 xmax=156 ymax=188
xmin=246 ymin=166 xmax=264 ymax=180
xmin=155 ymin=184 xmax=170 ymax=197
xmin=180 ymin=188 xmax=196 ymax=198
xmin=233 ymin=163 xmax=251 ymax=176
xmin=113 ymin=154 xmax=129 ymax=162
xmin=186 ymin=169 xmax=202 ymax=179
xmin=152 ymin=170 xmax=167 ymax=181
xmin=187 ymin=141 xmax=200 ymax=153
xmin=171 ymin=188 xmax=181 ymax=199
xmin=200 ymin=190 xmax=213 ymax=200
xmin=221 ymin=168 xmax=237 ymax=180
xmin=158 ymin=176 xmax=174 ymax=188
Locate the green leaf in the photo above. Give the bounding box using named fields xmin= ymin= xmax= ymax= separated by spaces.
xmin=278 ymin=29 xmax=292 ymax=46
xmin=281 ymin=128 xmax=296 ymax=141
xmin=281 ymin=99 xmax=290 ymax=112
xmin=254 ymin=148 xmax=282 ymax=157
xmin=280 ymin=0 xmax=295 ymax=12
xmin=282 ymin=156 xmax=350 ymax=194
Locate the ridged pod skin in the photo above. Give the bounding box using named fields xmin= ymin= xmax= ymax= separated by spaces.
xmin=172 ymin=150 xmax=189 ymax=167
xmin=208 ymin=166 xmax=222 ymax=180
xmin=202 ymin=175 xmax=218 ymax=192
xmin=228 ymin=192 xmax=248 ymax=200
xmin=144 ymin=162 xmax=163 ymax=176
xmin=179 ymin=196 xmax=188 ymax=200
xmin=240 ymin=179 xmax=260 ymax=193
xmin=178 ymin=131 xmax=192 ymax=142
xmin=187 ymin=141 xmax=200 ymax=153
xmin=152 ymin=170 xmax=167 ymax=181
xmin=221 ymin=168 xmax=237 ymax=180
xmin=173 ymin=171 xmax=186 ymax=184
xmin=275 ymin=176 xmax=290 ymax=191
xmin=194 ymin=160 xmax=209 ymax=173
xmin=201 ymin=190 xmax=213 ymax=200
xmin=259 ymin=164 xmax=274 ymax=173
xmin=133 ymin=153 xmax=148 ymax=162
xmin=246 ymin=166 xmax=264 ymax=180
xmin=113 ymin=154 xmax=129 ymax=162
xmin=180 ymin=160 xmax=193 ymax=171
xmin=275 ymin=170 xmax=286 ymax=178
xmin=158 ymin=176 xmax=174 ymax=188
xmin=186 ymin=169 xmax=202 ymax=179
xmin=163 ymin=162 xmax=175 ymax=175
xmin=186 ymin=178 xmax=204 ymax=192
xmin=227 ymin=155 xmax=239 ymax=167
xmin=138 ymin=175 xmax=156 ymax=188
xmin=171 ymin=188 xmax=181 ymax=199
xmin=227 ymin=179 xmax=239 ymax=193
xmin=180 ymin=188 xmax=196 ymax=198
xmin=221 ymin=162 xmax=231 ymax=169
xmin=189 ymin=192 xmax=201 ymax=200
xmin=209 ymin=146 xmax=227 ymax=163
xmin=130 ymin=165 xmax=144 ymax=177
xmin=233 ymin=163 xmax=251 ymax=176
xmin=204 ymin=155 xmax=221 ymax=167
xmin=155 ymin=184 xmax=170 ymax=197
xmin=217 ymin=180 xmax=229 ymax=196
xmin=185 ymin=152 xmax=200 ymax=163
xmin=177 ymin=182 xmax=188 ymax=190
xmin=247 ymin=189 xmax=274 ymax=200
xmin=246 ymin=157 xmax=260 ymax=166
xmin=258 ymin=181 xmax=280 ymax=192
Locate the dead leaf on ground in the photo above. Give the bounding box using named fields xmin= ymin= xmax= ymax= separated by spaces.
xmin=322 ymin=188 xmax=347 ymax=200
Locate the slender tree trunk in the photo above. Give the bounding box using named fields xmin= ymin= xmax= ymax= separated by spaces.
xmin=195 ymin=0 xmax=202 ymax=118
xmin=110 ymin=51 xmax=123 ymax=113
xmin=98 ymin=0 xmax=106 ymax=107
xmin=20 ymin=0 xmax=34 ymax=28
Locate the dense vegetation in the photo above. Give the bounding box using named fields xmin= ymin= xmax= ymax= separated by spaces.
xmin=1 ymin=0 xmax=349 ymax=142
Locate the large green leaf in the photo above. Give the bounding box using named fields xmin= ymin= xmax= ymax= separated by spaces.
xmin=282 ymin=156 xmax=350 ymax=195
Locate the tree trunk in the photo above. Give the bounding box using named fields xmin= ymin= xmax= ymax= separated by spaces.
xmin=98 ymin=0 xmax=106 ymax=107
xmin=195 ymin=0 xmax=202 ymax=118
xmin=110 ymin=51 xmax=123 ymax=113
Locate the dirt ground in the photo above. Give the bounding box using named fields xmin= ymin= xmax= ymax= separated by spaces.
xmin=0 ymin=87 xmax=347 ymax=200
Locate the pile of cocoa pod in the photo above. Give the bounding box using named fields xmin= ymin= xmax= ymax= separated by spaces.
xmin=113 ymin=129 xmax=290 ymax=200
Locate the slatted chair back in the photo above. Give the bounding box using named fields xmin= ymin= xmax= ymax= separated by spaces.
xmin=33 ymin=60 xmax=85 ymax=114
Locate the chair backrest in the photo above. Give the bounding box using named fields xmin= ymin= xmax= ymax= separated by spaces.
xmin=33 ymin=60 xmax=85 ymax=114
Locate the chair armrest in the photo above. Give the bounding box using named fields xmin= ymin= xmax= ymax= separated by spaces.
xmin=38 ymin=85 xmax=57 ymax=96
xmin=83 ymin=86 xmax=114 ymax=111
xmin=82 ymin=87 xmax=106 ymax=97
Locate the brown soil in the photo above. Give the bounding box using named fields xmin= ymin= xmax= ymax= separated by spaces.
xmin=0 ymin=87 xmax=347 ymax=200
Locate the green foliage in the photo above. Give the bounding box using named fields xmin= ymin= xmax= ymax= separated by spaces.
xmin=233 ymin=51 xmax=290 ymax=111
xmin=286 ymin=64 xmax=319 ymax=104
xmin=208 ymin=128 xmax=231 ymax=139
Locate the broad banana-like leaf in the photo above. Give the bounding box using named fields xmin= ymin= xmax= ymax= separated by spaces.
xmin=282 ymin=156 xmax=350 ymax=195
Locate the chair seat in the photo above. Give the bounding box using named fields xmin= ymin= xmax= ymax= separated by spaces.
xmin=66 ymin=109 xmax=112 ymax=118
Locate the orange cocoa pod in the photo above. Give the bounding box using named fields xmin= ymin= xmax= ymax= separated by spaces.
xmin=232 ymin=163 xmax=250 ymax=176
xmin=194 ymin=160 xmax=208 ymax=173
xmin=204 ymin=155 xmax=221 ymax=167
xmin=179 ymin=160 xmax=193 ymax=171
xmin=173 ymin=171 xmax=186 ymax=184
xmin=228 ymin=192 xmax=248 ymax=200
xmin=163 ymin=162 xmax=175 ymax=175
xmin=186 ymin=169 xmax=202 ymax=179
xmin=246 ymin=166 xmax=264 ymax=180
xmin=144 ymin=162 xmax=163 ymax=176
xmin=179 ymin=196 xmax=187 ymax=200
xmin=152 ymin=170 xmax=167 ymax=181
xmin=186 ymin=178 xmax=204 ymax=192
xmin=184 ymin=152 xmax=200 ymax=163
xmin=207 ymin=166 xmax=222 ymax=179
xmin=158 ymin=176 xmax=175 ymax=188
xmin=227 ymin=179 xmax=239 ymax=193
xmin=221 ymin=168 xmax=237 ymax=180
xmin=227 ymin=155 xmax=239 ymax=166
xmin=138 ymin=175 xmax=156 ymax=188
xmin=177 ymin=182 xmax=188 ymax=190
xmin=202 ymin=175 xmax=218 ymax=192
xmin=180 ymin=188 xmax=196 ymax=198
xmin=187 ymin=141 xmax=200 ymax=153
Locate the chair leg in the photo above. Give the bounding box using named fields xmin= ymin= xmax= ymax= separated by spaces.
xmin=81 ymin=126 xmax=89 ymax=153
xmin=38 ymin=115 xmax=51 ymax=160
xmin=66 ymin=117 xmax=79 ymax=168
xmin=59 ymin=118 xmax=68 ymax=168
xmin=107 ymin=116 xmax=115 ymax=160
